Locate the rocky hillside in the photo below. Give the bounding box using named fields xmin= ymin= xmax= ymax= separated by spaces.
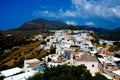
xmin=19 ymin=18 xmax=66 ymax=30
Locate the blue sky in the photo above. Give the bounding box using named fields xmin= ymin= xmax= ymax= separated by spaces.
xmin=0 ymin=0 xmax=120 ymax=30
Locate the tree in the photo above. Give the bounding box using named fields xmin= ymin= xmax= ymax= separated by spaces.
xmin=41 ymin=40 xmax=46 ymax=45
xmin=28 ymin=72 xmax=43 ymax=80
xmin=90 ymin=33 xmax=99 ymax=45
xmin=103 ymin=43 xmax=107 ymax=48
xmin=47 ymin=57 xmax=51 ymax=62
xmin=93 ymin=72 xmax=109 ymax=80
xmin=107 ymin=45 xmax=119 ymax=52
xmin=114 ymin=53 xmax=120 ymax=58
xmin=28 ymin=65 xmax=110 ymax=80
xmin=113 ymin=41 xmax=120 ymax=48
xmin=50 ymin=47 xmax=56 ymax=54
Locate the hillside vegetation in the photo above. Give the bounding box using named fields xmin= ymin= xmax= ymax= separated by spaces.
xmin=28 ymin=65 xmax=110 ymax=80
xmin=0 ymin=30 xmax=55 ymax=71
xmin=0 ymin=41 xmax=48 ymax=70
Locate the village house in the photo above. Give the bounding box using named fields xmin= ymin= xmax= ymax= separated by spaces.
xmin=71 ymin=52 xmax=99 ymax=75
xmin=2 ymin=30 xmax=118 ymax=80
xmin=24 ymin=58 xmax=44 ymax=72
xmin=1 ymin=67 xmax=23 ymax=78
xmin=3 ymin=72 xmax=35 ymax=80
xmin=112 ymin=70 xmax=120 ymax=80
xmin=99 ymin=40 xmax=115 ymax=46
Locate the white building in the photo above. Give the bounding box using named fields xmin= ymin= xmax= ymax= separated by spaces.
xmin=4 ymin=71 xmax=35 ymax=80
xmin=99 ymin=40 xmax=115 ymax=45
xmin=24 ymin=58 xmax=40 ymax=72
xmin=1 ymin=67 xmax=23 ymax=77
xmin=112 ymin=70 xmax=120 ymax=80
xmin=72 ymin=52 xmax=99 ymax=76
xmin=47 ymin=60 xmax=69 ymax=67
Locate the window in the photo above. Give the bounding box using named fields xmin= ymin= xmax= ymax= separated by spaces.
xmin=73 ymin=56 xmax=75 ymax=59
xmin=68 ymin=62 xmax=70 ymax=64
xmin=92 ymin=64 xmax=94 ymax=67
xmin=62 ymin=38 xmax=65 ymax=40
xmin=114 ymin=76 xmax=115 ymax=79
xmin=106 ymin=67 xmax=108 ymax=69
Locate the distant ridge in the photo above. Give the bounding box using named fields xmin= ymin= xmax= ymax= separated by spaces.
xmin=18 ymin=18 xmax=120 ymax=40
xmin=19 ymin=18 xmax=66 ymax=30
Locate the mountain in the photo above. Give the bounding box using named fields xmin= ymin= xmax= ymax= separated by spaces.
xmin=107 ymin=27 xmax=120 ymax=40
xmin=19 ymin=18 xmax=120 ymax=40
xmin=75 ymin=25 xmax=120 ymax=41
xmin=89 ymin=26 xmax=120 ymax=41
xmin=19 ymin=18 xmax=66 ymax=30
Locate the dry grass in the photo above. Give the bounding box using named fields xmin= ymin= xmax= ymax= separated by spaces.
xmin=0 ymin=41 xmax=48 ymax=70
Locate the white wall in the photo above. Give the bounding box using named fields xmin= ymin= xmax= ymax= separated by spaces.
xmin=47 ymin=61 xmax=69 ymax=67
xmin=74 ymin=61 xmax=99 ymax=75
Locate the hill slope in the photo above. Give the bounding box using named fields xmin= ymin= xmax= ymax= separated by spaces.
xmin=18 ymin=18 xmax=120 ymax=40
xmin=19 ymin=18 xmax=66 ymax=30
xmin=75 ymin=25 xmax=120 ymax=41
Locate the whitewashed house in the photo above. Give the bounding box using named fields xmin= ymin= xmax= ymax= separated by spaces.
xmin=99 ymin=40 xmax=115 ymax=45
xmin=48 ymin=54 xmax=58 ymax=61
xmin=24 ymin=59 xmax=40 ymax=72
xmin=3 ymin=72 xmax=35 ymax=80
xmin=80 ymin=43 xmax=90 ymax=51
xmin=1 ymin=67 xmax=23 ymax=78
xmin=112 ymin=70 xmax=120 ymax=80
xmin=72 ymin=52 xmax=99 ymax=75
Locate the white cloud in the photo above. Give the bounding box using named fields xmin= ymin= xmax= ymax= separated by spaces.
xmin=43 ymin=10 xmax=49 ymax=14
xmin=85 ymin=21 xmax=94 ymax=26
xmin=33 ymin=0 xmax=120 ymax=18
xmin=84 ymin=3 xmax=91 ymax=10
xmin=32 ymin=10 xmax=58 ymax=18
xmin=64 ymin=10 xmax=76 ymax=17
xmin=66 ymin=21 xmax=76 ymax=25
xmin=71 ymin=0 xmax=120 ymax=18
xmin=112 ymin=7 xmax=120 ymax=17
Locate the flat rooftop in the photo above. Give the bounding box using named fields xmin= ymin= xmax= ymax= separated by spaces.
xmin=25 ymin=58 xmax=41 ymax=68
xmin=112 ymin=70 xmax=120 ymax=76
xmin=25 ymin=58 xmax=40 ymax=63
xmin=75 ymin=53 xmax=97 ymax=61
xmin=1 ymin=67 xmax=23 ymax=77
xmin=4 ymin=72 xmax=35 ymax=80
